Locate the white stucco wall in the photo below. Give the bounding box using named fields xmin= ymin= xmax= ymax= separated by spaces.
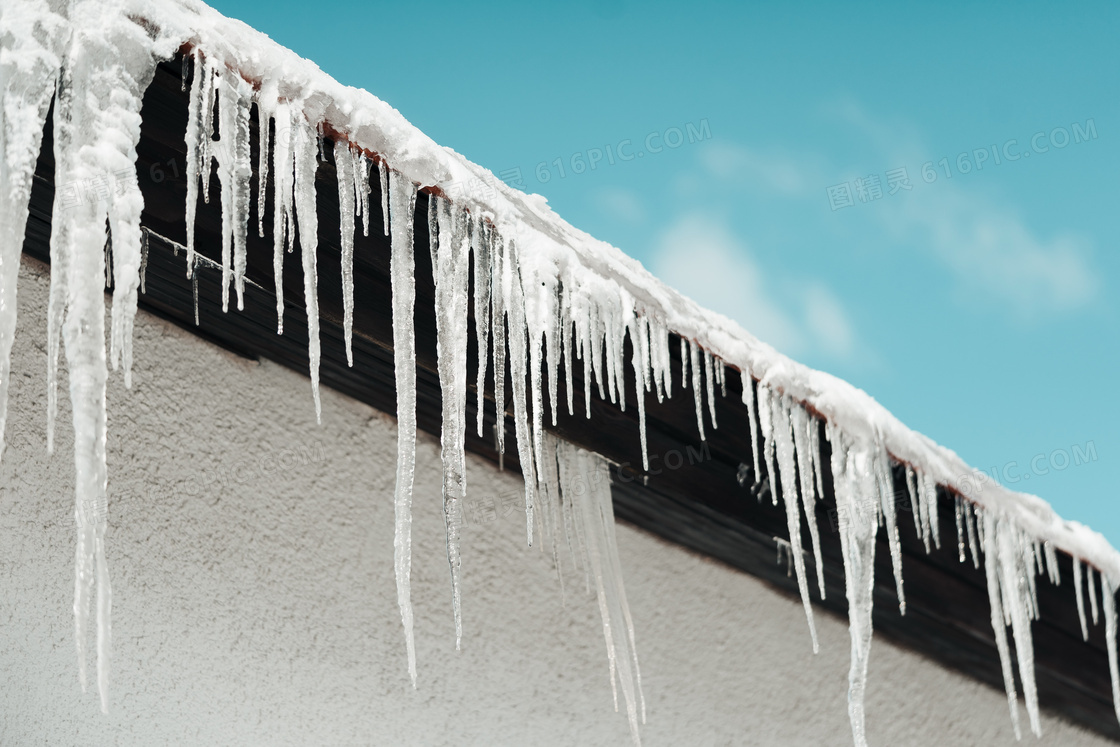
xmin=0 ymin=256 xmax=1111 ymax=746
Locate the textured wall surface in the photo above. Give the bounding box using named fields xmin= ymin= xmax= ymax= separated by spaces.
xmin=0 ymin=257 xmax=1110 ymax=746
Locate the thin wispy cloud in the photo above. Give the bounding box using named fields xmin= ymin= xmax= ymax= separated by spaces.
xmin=829 ymin=98 xmax=1100 ymax=316
xmin=697 ymin=141 xmax=823 ymax=197
xmin=651 ymin=212 xmax=859 ymax=361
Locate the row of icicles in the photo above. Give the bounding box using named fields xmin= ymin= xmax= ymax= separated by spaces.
xmin=0 ymin=22 xmax=1114 ymax=743
xmin=181 ymin=49 xmax=1119 ymax=745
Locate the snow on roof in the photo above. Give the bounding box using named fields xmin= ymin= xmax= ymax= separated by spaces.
xmin=1 ymin=1 xmax=1117 ymax=744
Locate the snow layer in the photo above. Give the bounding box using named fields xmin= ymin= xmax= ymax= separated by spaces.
xmin=1 ymin=0 xmax=1118 ymax=742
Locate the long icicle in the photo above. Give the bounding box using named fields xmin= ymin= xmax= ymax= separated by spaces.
xmin=0 ymin=0 xmax=65 ymax=462
xmin=791 ymin=404 xmax=825 ymax=600
xmin=981 ymin=511 xmax=1023 ymax=740
xmin=689 ymin=339 xmax=705 ymax=440
xmin=213 ymin=69 xmax=252 ymax=312
xmin=828 ymin=426 xmax=879 ymax=747
xmin=388 ymin=170 xmax=418 ymax=686
xmin=473 ymin=217 xmax=491 ymax=437
xmin=52 ymin=7 xmax=158 ymax=711
xmin=503 ymin=239 xmax=537 ymax=546
xmin=490 ymin=234 xmax=507 ymax=457
xmin=773 ymin=395 xmax=818 ymax=651
xmin=432 ymin=198 xmax=471 ymax=648
xmin=335 ymin=141 xmax=356 ymax=366
xmin=1074 ymin=558 xmax=1089 ymax=641
xmin=291 ymin=113 xmax=322 ymax=422
xmin=742 ymin=370 xmax=760 ymax=482
xmin=872 ymin=446 xmax=905 ymax=615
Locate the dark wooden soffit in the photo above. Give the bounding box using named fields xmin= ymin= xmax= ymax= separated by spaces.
xmin=20 ymin=55 xmax=1119 ymax=741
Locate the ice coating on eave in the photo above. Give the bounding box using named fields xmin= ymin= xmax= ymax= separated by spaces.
xmin=123 ymin=0 xmax=1120 ymax=590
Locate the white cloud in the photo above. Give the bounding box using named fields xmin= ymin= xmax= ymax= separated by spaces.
xmin=884 ymin=188 xmax=1098 ymax=315
xmin=830 ymin=99 xmax=1100 ymax=315
xmin=651 ymin=212 xmax=858 ymax=360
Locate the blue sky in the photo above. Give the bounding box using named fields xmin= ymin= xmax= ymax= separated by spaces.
xmin=210 ymin=0 xmax=1119 ymax=543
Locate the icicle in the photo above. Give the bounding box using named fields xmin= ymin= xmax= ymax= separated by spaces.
xmin=964 ymin=500 xmax=980 ymax=569
xmin=589 ymin=303 xmax=605 ymax=403
xmin=955 ymin=497 xmax=966 ymax=564
xmin=557 ymin=441 xmax=644 ymax=745
xmin=827 ymin=425 xmax=879 ymax=747
xmin=629 ymin=319 xmax=650 ymax=472
xmin=716 ymin=358 xmax=726 ymax=397
xmin=872 ymin=446 xmax=905 ymax=615
xmin=255 ymin=92 xmax=272 ymax=238
xmin=757 ymin=385 xmax=777 ymax=505
xmin=922 ymin=472 xmax=941 ymax=550
xmin=432 ymin=198 xmax=472 ymax=648
xmin=914 ymin=470 xmax=933 ymax=552
xmin=1074 ymin=559 xmax=1089 ymax=641
xmin=702 ymin=350 xmax=717 ymax=429
xmin=1103 ymin=575 xmax=1120 ymax=725
xmin=502 ymin=240 xmax=538 ymax=546
xmin=270 ymin=101 xmax=294 ymax=334
xmin=742 ymin=372 xmax=761 ymax=482
xmin=905 ymin=465 xmax=922 ymax=545
xmin=1043 ymin=541 xmax=1060 ymax=586
xmin=426 ymin=191 xmax=438 ymax=274
xmin=791 ymin=404 xmax=825 ymax=600
xmin=335 ymin=141 xmax=356 ymax=367
xmin=192 ymin=258 xmax=200 ymax=325
xmin=1002 ymin=523 xmax=1042 ymax=735
xmin=378 ymin=159 xmax=389 ymax=237
xmin=562 ymin=310 xmax=575 ymax=417
xmin=528 ymin=313 xmax=549 ymax=512
xmin=490 ymin=234 xmax=507 ymax=456
xmin=773 ymin=395 xmax=818 ymax=650
xmin=44 ymin=10 xmax=161 ymax=711
xmin=808 ymin=417 xmax=825 ymax=502
xmin=645 ymin=319 xmax=666 ymax=403
xmin=689 ymin=340 xmax=705 ymax=440
xmin=184 ymin=49 xmax=213 ymax=279
xmin=473 ymin=218 xmax=492 ymax=437
xmin=981 ymin=512 xmax=1023 ymax=740
xmin=1090 ymin=566 xmax=1101 ymax=626
xmin=138 ymin=229 xmax=149 ymax=295
xmin=602 ymin=302 xmax=620 ymax=408
xmin=213 ymin=69 xmax=252 ymax=312
xmin=679 ymin=335 xmax=688 ymax=390
xmin=580 ymin=300 xmax=593 ymax=419
xmin=388 ymin=170 xmax=418 ymax=686
xmin=353 ymin=150 xmax=371 ymax=237
xmin=979 ymin=513 xmax=1042 ymax=737
xmin=290 ymin=115 xmax=322 ymax=422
